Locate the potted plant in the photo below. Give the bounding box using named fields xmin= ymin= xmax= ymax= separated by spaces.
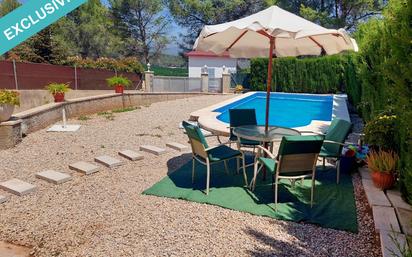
xmin=0 ymin=89 xmax=20 ymax=122
xmin=106 ymin=76 xmax=132 ymax=94
xmin=46 ymin=83 xmax=70 ymax=102
xmin=366 ymin=150 xmax=399 ymax=190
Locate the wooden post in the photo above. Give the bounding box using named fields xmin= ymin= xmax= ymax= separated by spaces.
xmin=265 ymin=37 xmax=275 ymax=132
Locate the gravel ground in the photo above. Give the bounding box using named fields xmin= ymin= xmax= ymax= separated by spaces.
xmin=0 ymin=95 xmax=380 ymax=257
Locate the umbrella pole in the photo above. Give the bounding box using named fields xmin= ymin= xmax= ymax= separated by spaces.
xmin=265 ymin=37 xmax=275 ymax=132
xmin=262 ymin=37 xmax=275 ymax=181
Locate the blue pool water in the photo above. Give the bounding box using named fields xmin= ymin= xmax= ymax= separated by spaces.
xmin=215 ymin=92 xmax=333 ymax=128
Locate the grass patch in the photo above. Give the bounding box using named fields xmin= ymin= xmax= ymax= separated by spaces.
xmin=78 ymin=115 xmax=91 ymax=121
xmin=97 ymin=111 xmax=111 ymax=116
xmin=136 ymin=133 xmax=162 ymax=138
xmin=112 ymin=106 xmax=139 ymax=113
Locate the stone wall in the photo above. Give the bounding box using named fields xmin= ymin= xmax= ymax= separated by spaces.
xmin=0 ymin=92 xmax=218 ymax=149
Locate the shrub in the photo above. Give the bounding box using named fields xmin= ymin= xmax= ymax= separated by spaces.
xmin=0 ymin=89 xmax=20 ymax=106
xmin=106 ymin=76 xmax=132 ymax=88
xmin=367 ymin=150 xmax=399 ymax=173
xmin=45 ymin=83 xmax=71 ymax=94
xmin=364 ymin=114 xmax=398 ymax=151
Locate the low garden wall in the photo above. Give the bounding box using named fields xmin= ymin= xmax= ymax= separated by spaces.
xmin=0 ymin=92 xmax=218 ymax=149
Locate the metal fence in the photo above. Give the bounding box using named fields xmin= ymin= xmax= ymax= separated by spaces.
xmin=0 ymin=60 xmax=142 ymax=90
xmin=152 ymin=76 xmax=202 ymax=92
xmin=208 ymin=78 xmax=223 ymax=93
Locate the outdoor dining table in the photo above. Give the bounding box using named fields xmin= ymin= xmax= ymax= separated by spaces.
xmin=232 ymin=125 xmax=301 ymax=181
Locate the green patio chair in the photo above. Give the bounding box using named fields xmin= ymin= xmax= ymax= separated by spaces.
xmin=182 ymin=121 xmax=247 ymax=195
xmin=252 ymin=135 xmax=324 ymax=210
xmin=229 ymin=109 xmax=261 ymax=149
xmin=319 ymin=119 xmax=352 ymax=184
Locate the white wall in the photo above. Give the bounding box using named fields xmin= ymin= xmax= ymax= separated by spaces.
xmin=188 ymin=57 xmax=237 ymax=78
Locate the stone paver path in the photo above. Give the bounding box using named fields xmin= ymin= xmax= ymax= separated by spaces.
xmin=140 ymin=145 xmax=166 ymax=155
xmin=118 ymin=150 xmax=144 ymax=161
xmin=0 ymin=195 xmax=7 ymax=204
xmin=36 ymin=170 xmax=72 ymax=185
xmin=69 ymin=161 xmax=99 ymax=175
xmin=0 ymin=179 xmax=36 ymax=196
xmin=372 ymin=206 xmax=401 ymax=233
xmin=94 ymin=155 xmax=123 ymax=168
xmin=166 ymin=142 xmax=189 ymax=152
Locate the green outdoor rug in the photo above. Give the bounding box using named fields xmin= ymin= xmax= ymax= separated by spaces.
xmin=143 ymin=159 xmax=358 ymax=233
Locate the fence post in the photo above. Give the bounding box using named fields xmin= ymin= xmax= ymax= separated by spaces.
xmin=114 ymin=68 xmax=118 ymax=77
xmin=144 ymin=70 xmax=154 ymax=92
xmin=222 ymin=66 xmax=230 ymax=93
xmin=74 ymin=65 xmax=78 ymax=90
xmin=12 ymin=59 xmax=18 ymax=90
xmin=201 ymin=65 xmax=209 ymax=93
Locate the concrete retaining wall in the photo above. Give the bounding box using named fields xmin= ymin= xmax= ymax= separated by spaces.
xmin=0 ymin=92 xmax=218 ymax=149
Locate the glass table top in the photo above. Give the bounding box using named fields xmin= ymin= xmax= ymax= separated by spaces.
xmin=233 ymin=125 xmax=301 ymax=142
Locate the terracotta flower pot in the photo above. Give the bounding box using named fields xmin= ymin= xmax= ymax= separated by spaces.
xmin=371 ymin=170 xmax=396 ymax=190
xmin=0 ymin=103 xmax=15 ymax=122
xmin=53 ymin=92 xmax=65 ymax=103
xmin=115 ymin=85 xmax=124 ymax=94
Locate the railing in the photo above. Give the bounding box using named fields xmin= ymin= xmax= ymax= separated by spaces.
xmin=152 ymin=76 xmax=202 ymax=92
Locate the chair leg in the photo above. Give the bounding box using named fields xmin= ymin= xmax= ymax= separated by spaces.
xmin=311 ymin=176 xmax=315 ymax=207
xmin=242 ymin=155 xmax=248 ymax=186
xmin=252 ymin=162 xmax=263 ymax=191
xmin=192 ymin=158 xmax=195 ymax=184
xmin=322 ymin=157 xmax=325 ymax=169
xmin=223 ymin=160 xmax=229 ymax=174
xmin=236 ymin=158 xmax=240 ymax=174
xmin=206 ymin=159 xmax=210 ymax=195
xmin=336 ymin=159 xmax=340 ymax=184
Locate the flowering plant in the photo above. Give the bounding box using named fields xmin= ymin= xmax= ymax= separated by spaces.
xmin=364 ymin=114 xmax=397 ymax=150
xmin=0 ymin=89 xmax=20 ymax=106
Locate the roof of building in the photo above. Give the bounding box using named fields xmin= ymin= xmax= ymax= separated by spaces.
xmin=185 ymin=51 xmax=231 ymax=58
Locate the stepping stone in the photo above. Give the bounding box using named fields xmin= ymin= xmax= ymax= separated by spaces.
xmin=140 ymin=145 xmax=166 ymax=156
xmin=372 ymin=206 xmax=401 ymax=233
xmin=359 ymin=167 xmax=371 ymax=180
xmin=387 ymin=190 xmax=412 ymax=211
xmin=118 ymin=150 xmax=144 ymax=161
xmin=69 ymin=161 xmax=99 ymax=175
xmin=35 ymin=170 xmax=72 ymax=185
xmin=0 ymin=195 xmax=7 ymax=204
xmin=395 ymin=208 xmax=412 ymax=236
xmin=166 ymin=142 xmax=189 ymax=151
xmin=94 ymin=155 xmax=123 ymax=168
xmin=380 ymin=231 xmax=408 ymax=257
xmin=0 ymin=179 xmax=36 ymax=196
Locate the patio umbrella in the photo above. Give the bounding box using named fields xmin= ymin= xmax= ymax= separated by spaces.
xmin=193 ymin=5 xmax=358 ymax=131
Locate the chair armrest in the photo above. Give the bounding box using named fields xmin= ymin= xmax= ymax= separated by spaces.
xmin=256 ymin=145 xmax=277 ymax=159
xmin=323 ymin=140 xmax=346 ymax=146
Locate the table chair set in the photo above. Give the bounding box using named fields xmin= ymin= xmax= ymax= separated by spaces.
xmin=182 ymin=109 xmax=352 ymax=210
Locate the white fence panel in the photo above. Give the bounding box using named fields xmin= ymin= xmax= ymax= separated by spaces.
xmin=153 ymin=76 xmax=202 ymax=92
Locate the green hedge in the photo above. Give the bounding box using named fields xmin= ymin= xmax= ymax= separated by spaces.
xmin=250 ymin=54 xmax=359 ymax=94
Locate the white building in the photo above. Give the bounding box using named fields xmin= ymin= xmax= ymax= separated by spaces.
xmin=186 ymin=51 xmax=237 ymax=78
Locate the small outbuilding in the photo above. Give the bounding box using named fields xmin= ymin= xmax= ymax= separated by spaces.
xmin=186 ymin=51 xmax=237 ymax=78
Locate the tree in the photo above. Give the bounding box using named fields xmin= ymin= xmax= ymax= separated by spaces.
xmin=110 ymin=0 xmax=171 ymax=64
xmin=299 ymin=0 xmax=385 ymax=30
xmin=167 ymin=0 xmax=275 ymax=53
xmin=0 ymin=0 xmax=20 ymax=17
xmin=61 ymin=0 xmax=122 ymax=58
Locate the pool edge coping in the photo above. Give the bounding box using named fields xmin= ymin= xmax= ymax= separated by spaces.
xmin=190 ymin=92 xmax=350 ymax=137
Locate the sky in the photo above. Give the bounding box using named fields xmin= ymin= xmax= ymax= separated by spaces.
xmin=17 ymin=0 xmax=184 ymax=55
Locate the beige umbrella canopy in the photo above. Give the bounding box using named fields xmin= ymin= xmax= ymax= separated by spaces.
xmin=194 ymin=5 xmax=358 ymax=130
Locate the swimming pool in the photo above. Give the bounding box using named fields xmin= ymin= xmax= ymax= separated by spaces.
xmin=190 ymin=92 xmax=350 ymax=136
xmin=214 ymin=92 xmax=333 ymax=128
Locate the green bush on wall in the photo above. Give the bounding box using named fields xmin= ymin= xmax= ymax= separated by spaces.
xmin=250 ymin=54 xmax=359 ymax=94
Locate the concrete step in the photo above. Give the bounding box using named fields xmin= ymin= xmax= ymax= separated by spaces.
xmin=0 ymin=195 xmax=8 ymax=204
xmin=95 ymin=155 xmax=123 ymax=168
xmin=362 ymin=179 xmax=391 ymax=207
xmin=380 ymin=231 xmax=408 ymax=257
xmin=118 ymin=150 xmax=144 ymax=161
xmin=0 ymin=179 xmax=36 ymax=196
xmin=372 ymin=206 xmax=401 ymax=233
xmin=69 ymin=161 xmax=99 ymax=175
xmin=36 ymin=170 xmax=72 ymax=185
xmin=166 ymin=142 xmax=189 ymax=152
xmin=140 ymin=145 xmax=166 ymax=156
